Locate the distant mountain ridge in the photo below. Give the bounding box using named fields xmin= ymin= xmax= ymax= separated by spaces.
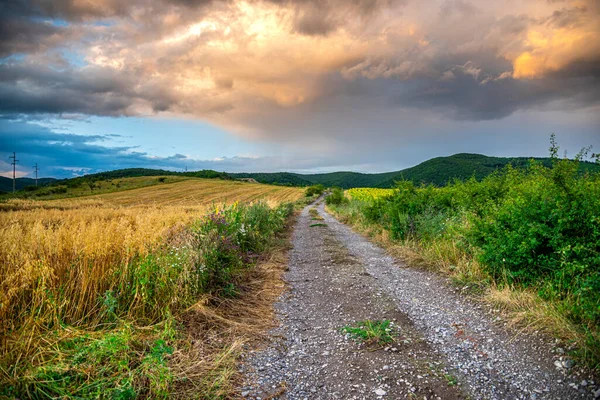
xmin=2 ymin=154 xmax=599 ymax=193
xmin=0 ymin=177 xmax=57 ymax=193
xmin=232 ymin=153 xmax=600 ymax=188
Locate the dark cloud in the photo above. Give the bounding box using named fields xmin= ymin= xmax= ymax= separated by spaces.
xmin=0 ymin=62 xmax=180 ymax=116
xmin=293 ymin=6 xmax=337 ymax=36
xmin=391 ymin=59 xmax=600 ymax=120
xmin=0 ymin=17 xmax=64 ymax=57
xmin=545 ymin=6 xmax=588 ymax=28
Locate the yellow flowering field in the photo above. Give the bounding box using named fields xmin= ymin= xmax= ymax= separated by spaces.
xmin=346 ymin=188 xmax=396 ymax=201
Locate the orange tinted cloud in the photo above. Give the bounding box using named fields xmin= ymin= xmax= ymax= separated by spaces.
xmin=1 ymin=0 xmax=599 ymax=130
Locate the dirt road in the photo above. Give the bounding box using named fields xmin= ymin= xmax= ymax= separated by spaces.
xmin=241 ymin=201 xmax=597 ymax=399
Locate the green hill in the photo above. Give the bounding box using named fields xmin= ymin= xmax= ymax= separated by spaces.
xmin=376 ymin=153 xmax=600 ymax=187
xmin=233 ymin=154 xmax=600 ymax=188
xmin=0 ymin=177 xmax=56 ymax=193
xmin=229 ymin=172 xmax=312 ymax=187
xmin=3 ymin=154 xmax=599 ymax=195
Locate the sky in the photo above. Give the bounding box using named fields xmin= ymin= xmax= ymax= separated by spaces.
xmin=1 ymin=0 xmax=599 ymax=178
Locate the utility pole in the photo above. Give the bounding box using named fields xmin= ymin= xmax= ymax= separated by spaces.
xmin=33 ymin=163 xmax=39 ymax=186
xmin=9 ymin=152 xmax=18 ymax=194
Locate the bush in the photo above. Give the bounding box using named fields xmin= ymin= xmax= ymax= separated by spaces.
xmin=325 ymin=187 xmax=348 ymax=206
xmin=35 ymin=185 xmax=68 ymax=196
xmin=193 ymin=202 xmax=292 ymax=294
xmin=305 ymin=184 xmax=325 ymax=197
xmin=471 ymin=160 xmax=600 ymax=324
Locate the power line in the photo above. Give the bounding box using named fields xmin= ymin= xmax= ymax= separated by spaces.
xmin=9 ymin=152 xmax=19 ymax=194
xmin=33 ymin=163 xmax=39 ymax=187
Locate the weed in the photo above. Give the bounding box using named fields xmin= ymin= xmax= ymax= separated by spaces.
xmin=309 ymin=207 xmax=324 ymax=221
xmin=342 ymin=320 xmax=397 ymax=346
xmin=445 ymin=373 xmax=458 ymax=386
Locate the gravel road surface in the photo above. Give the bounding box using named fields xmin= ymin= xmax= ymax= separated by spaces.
xmin=241 ymin=201 xmax=598 ymax=399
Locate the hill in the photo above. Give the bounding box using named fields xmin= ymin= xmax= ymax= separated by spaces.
xmin=0 ymin=177 xmax=56 ymax=193
xmin=229 ymin=172 xmax=312 ymax=186
xmin=233 ymin=154 xmax=600 ymax=188
xmin=3 ymin=154 xmax=599 ymax=196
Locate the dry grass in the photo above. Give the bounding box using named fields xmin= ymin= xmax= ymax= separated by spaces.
xmin=170 ymin=232 xmax=291 ymax=398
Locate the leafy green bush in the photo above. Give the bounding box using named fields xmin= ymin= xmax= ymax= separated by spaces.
xmin=34 ymin=185 xmax=68 ymax=196
xmin=305 ymin=184 xmax=325 ymax=197
xmin=325 ymin=187 xmax=348 ymax=206
xmin=471 ymin=160 xmax=600 ymax=324
xmin=193 ymin=202 xmax=292 ymax=294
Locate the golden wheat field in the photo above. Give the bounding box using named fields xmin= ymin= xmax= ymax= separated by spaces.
xmin=0 ymin=178 xmax=303 ymax=396
xmin=84 ymin=178 xmax=303 ymax=206
xmin=0 ymin=178 xmax=302 ymax=353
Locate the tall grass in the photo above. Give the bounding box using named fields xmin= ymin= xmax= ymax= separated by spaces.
xmin=0 ymin=198 xmax=293 ymax=398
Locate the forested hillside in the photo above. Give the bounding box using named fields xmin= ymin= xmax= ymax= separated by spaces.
xmin=235 ymin=154 xmax=600 ymax=188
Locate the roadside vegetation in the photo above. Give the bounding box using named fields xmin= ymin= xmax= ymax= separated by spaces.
xmin=305 ymin=184 xmax=325 ymax=197
xmin=327 ymin=137 xmax=600 ymax=370
xmin=0 ymin=186 xmax=297 ymax=398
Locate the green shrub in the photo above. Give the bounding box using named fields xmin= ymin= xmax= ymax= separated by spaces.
xmin=305 ymin=184 xmax=325 ymax=197
xmin=35 ymin=185 xmax=68 ymax=196
xmin=325 ymin=187 xmax=348 ymax=206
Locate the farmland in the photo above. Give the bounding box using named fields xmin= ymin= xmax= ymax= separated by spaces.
xmin=0 ymin=178 xmax=303 ymax=398
xmin=346 ymin=188 xmax=395 ymax=202
xmin=86 ymin=178 xmax=303 ymax=206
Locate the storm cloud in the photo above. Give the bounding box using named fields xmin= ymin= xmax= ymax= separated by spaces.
xmin=1 ymin=0 xmax=599 ymax=171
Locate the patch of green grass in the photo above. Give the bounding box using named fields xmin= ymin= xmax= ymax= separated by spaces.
xmin=444 ymin=373 xmax=458 ymax=386
xmin=4 ymin=323 xmax=175 ymax=399
xmin=309 ymin=223 xmax=327 ymax=227
xmin=341 ymin=320 xmax=396 ymax=346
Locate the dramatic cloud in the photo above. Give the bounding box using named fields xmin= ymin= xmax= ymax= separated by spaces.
xmin=1 ymin=0 xmax=599 ymax=172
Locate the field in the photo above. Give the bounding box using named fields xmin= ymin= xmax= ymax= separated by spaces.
xmin=346 ymin=188 xmax=395 ymax=201
xmin=86 ymin=178 xmax=303 ymax=206
xmin=0 ymin=178 xmax=302 ymax=398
